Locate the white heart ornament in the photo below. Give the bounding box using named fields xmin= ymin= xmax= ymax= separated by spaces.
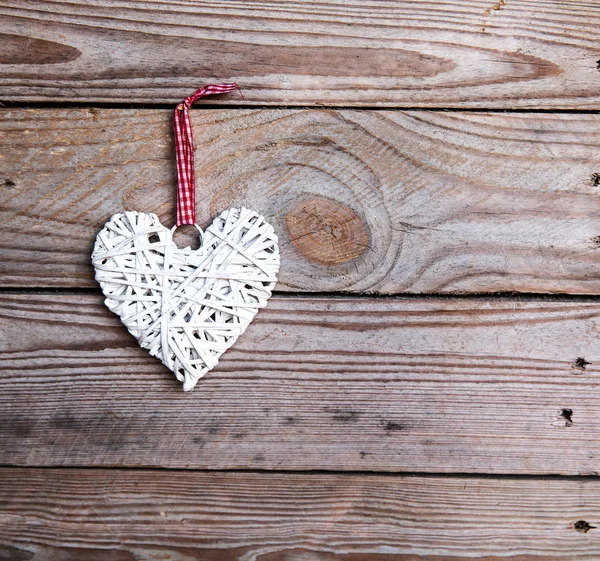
xmin=92 ymin=208 xmax=280 ymax=391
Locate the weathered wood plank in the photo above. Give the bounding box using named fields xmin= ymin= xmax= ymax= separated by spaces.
xmin=1 ymin=0 xmax=600 ymax=108
xmin=2 ymin=292 xmax=600 ymax=474
xmin=1 ymin=467 xmax=600 ymax=560
xmin=2 ymin=108 xmax=600 ymax=293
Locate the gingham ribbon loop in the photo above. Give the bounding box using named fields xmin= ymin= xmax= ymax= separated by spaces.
xmin=174 ymin=83 xmax=242 ymax=226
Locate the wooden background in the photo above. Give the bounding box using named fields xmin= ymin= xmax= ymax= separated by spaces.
xmin=2 ymin=1 xmax=600 ymax=559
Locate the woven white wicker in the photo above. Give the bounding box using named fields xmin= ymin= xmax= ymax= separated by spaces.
xmin=92 ymin=209 xmax=280 ymax=391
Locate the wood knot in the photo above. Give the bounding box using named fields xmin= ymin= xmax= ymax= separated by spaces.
xmin=285 ymin=198 xmax=369 ymax=266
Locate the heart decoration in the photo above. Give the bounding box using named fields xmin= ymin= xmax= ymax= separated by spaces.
xmin=92 ymin=208 xmax=280 ymax=391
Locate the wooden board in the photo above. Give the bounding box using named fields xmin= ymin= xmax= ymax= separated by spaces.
xmin=1 ymin=0 xmax=600 ymax=108
xmin=3 ymin=292 xmax=600 ymax=474
xmin=2 ymin=467 xmax=600 ymax=560
xmin=4 ymin=2 xmax=600 ymax=557
xmin=3 ymin=108 xmax=600 ymax=293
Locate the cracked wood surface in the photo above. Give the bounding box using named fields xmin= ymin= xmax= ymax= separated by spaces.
xmin=2 ymin=293 xmax=600 ymax=474
xmin=1 ymin=0 xmax=600 ymax=108
xmin=1 ymin=468 xmax=600 ymax=560
xmin=2 ymin=108 xmax=600 ymax=293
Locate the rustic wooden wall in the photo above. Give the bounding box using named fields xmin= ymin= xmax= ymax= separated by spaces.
xmin=2 ymin=1 xmax=600 ymax=559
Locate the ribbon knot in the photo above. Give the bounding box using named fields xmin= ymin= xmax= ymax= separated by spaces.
xmin=174 ymin=83 xmax=243 ymax=226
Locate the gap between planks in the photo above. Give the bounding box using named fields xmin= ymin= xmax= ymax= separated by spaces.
xmin=2 ymin=463 xmax=600 ymax=482
xmin=7 ymin=286 xmax=600 ymax=303
xmin=3 ymin=102 xmax=600 ymax=114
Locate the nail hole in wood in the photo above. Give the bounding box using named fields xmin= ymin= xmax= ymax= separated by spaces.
xmin=552 ymin=408 xmax=574 ymax=428
xmin=591 ymin=173 xmax=600 ymax=187
xmin=561 ymin=409 xmax=573 ymax=424
xmin=574 ymin=520 xmax=596 ymax=533
xmin=572 ymin=357 xmax=591 ymax=371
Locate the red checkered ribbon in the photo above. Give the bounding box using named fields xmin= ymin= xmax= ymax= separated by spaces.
xmin=174 ymin=83 xmax=242 ymax=226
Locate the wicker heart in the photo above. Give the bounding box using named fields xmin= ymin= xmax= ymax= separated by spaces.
xmin=92 ymin=209 xmax=280 ymax=391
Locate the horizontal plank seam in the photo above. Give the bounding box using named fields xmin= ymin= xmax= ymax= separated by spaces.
xmin=4 ymin=287 xmax=600 ymax=302
xmin=1 ymin=102 xmax=600 ymax=114
xmin=0 ymin=464 xmax=599 ymax=481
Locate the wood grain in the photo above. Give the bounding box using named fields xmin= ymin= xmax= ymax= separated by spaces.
xmin=1 ymin=0 xmax=600 ymax=108
xmin=3 ymin=292 xmax=600 ymax=474
xmin=3 ymin=108 xmax=600 ymax=293
xmin=2 ymin=467 xmax=600 ymax=560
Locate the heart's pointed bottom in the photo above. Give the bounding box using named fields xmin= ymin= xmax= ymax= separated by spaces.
xmin=92 ymin=209 xmax=280 ymax=391
xmin=183 ymin=376 xmax=198 ymax=393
